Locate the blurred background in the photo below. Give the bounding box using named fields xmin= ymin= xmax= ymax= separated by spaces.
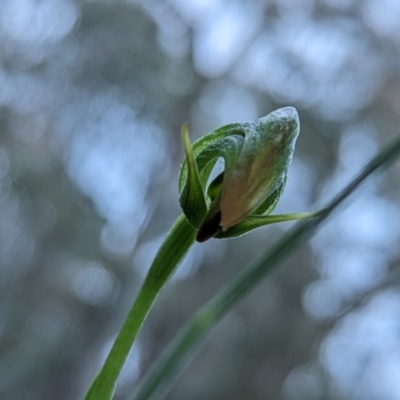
xmin=1 ymin=0 xmax=400 ymax=399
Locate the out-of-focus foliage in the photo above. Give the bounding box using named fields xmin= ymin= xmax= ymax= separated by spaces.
xmin=0 ymin=1 xmax=400 ymax=399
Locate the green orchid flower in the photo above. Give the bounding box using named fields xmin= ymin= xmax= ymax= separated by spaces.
xmin=179 ymin=107 xmax=318 ymax=242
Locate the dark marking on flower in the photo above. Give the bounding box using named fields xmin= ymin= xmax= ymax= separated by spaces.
xmin=196 ymin=211 xmax=222 ymax=242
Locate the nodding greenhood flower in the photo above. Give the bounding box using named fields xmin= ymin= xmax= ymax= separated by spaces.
xmin=179 ymin=107 xmax=303 ymax=242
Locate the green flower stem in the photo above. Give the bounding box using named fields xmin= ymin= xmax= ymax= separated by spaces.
xmin=131 ymin=136 xmax=400 ymax=400
xmin=84 ymin=214 xmax=197 ymax=400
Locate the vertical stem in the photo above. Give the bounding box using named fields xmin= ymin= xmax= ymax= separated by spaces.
xmin=84 ymin=214 xmax=196 ymax=400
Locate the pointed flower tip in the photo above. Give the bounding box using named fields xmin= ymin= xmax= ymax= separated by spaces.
xmin=270 ymin=106 xmax=299 ymax=122
xmin=259 ymin=106 xmax=300 ymax=140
